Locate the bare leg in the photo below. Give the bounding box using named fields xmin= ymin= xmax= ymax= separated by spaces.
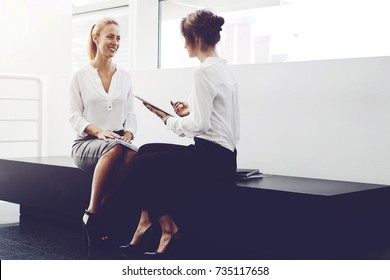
xmin=129 ymin=210 xmax=153 ymax=245
xmin=101 ymin=149 xmax=137 ymax=205
xmin=87 ymin=145 xmax=125 ymax=214
xmin=156 ymin=214 xmax=179 ymax=253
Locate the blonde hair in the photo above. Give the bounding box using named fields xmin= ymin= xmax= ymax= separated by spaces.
xmin=88 ymin=17 xmax=120 ymax=60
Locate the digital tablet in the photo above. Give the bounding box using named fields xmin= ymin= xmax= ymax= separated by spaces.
xmin=134 ymin=95 xmax=173 ymax=117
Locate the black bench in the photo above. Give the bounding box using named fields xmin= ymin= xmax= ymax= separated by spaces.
xmin=1 ymin=156 xmax=389 ymax=259
xmin=0 ymin=156 xmax=92 ymax=225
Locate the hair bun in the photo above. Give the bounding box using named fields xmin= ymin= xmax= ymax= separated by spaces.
xmin=214 ymin=15 xmax=225 ymax=29
xmin=181 ymin=9 xmax=224 ymax=50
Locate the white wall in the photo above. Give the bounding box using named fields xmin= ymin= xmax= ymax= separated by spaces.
xmin=0 ymin=0 xmax=72 ymax=76
xmin=42 ymin=74 xmax=74 ymax=156
xmin=130 ymin=56 xmax=390 ymax=185
xmin=0 ymin=0 xmax=73 ymax=157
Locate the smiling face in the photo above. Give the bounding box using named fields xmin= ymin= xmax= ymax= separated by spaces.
xmin=94 ymin=23 xmax=120 ymax=58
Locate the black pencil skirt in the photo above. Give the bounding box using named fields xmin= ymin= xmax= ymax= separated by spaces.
xmin=130 ymin=137 xmax=237 ymax=223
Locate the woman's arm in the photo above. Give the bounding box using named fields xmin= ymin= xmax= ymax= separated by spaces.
xmin=123 ymin=76 xmax=137 ymax=140
xmin=166 ymin=68 xmax=215 ymax=137
xmin=68 ymin=73 xmax=91 ymax=137
xmin=143 ymin=68 xmax=215 ymax=138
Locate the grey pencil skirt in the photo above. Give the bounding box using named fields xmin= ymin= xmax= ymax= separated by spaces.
xmin=71 ymin=134 xmax=138 ymax=172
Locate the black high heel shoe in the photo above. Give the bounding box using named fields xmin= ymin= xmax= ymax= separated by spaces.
xmin=82 ymin=210 xmax=111 ymax=250
xmin=119 ymin=225 xmax=159 ymax=259
xmin=143 ymin=230 xmax=182 ymax=260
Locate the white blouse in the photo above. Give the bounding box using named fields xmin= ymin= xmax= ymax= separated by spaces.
xmin=166 ymin=57 xmax=240 ymax=152
xmin=69 ymin=64 xmax=137 ymax=138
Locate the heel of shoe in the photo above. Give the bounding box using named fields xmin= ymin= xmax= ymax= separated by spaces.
xmin=143 ymin=230 xmax=182 ymax=260
xmin=82 ymin=210 xmax=92 ymax=249
xmin=82 ymin=220 xmax=90 ymax=248
xmin=82 ymin=210 xmax=110 ymax=250
xmin=143 ymin=230 xmax=182 ymax=259
xmin=119 ymin=224 xmax=160 ymax=259
xmin=82 ymin=221 xmax=92 ymax=259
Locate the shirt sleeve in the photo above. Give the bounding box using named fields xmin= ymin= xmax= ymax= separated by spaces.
xmin=166 ymin=67 xmax=216 ymax=137
xmin=123 ymin=80 xmax=137 ymax=136
xmin=68 ymin=72 xmax=90 ymax=137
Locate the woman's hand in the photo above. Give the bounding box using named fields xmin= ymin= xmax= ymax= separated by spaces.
xmin=96 ymin=130 xmax=121 ymax=142
xmin=121 ymin=131 xmax=133 ymax=143
xmin=171 ymin=100 xmax=190 ymax=117
xmin=144 ymin=103 xmax=169 ymax=124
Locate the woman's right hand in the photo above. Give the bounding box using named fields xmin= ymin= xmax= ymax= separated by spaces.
xmin=171 ymin=100 xmax=190 ymax=117
xmin=96 ymin=130 xmax=121 ymax=142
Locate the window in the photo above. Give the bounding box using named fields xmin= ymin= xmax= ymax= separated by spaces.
xmin=72 ymin=0 xmax=129 ymax=71
xmin=159 ymin=0 xmax=390 ymax=68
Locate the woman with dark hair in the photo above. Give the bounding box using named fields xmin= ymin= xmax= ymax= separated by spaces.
xmin=120 ymin=9 xmax=240 ymax=258
xmin=69 ymin=17 xmax=138 ymax=248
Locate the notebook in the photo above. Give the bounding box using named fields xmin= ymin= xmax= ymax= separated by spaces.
xmin=236 ymin=168 xmax=262 ymax=179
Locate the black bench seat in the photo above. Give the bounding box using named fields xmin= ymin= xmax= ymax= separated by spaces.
xmin=1 ymin=156 xmax=389 ymax=259
xmin=0 ymin=156 xmax=92 ymax=225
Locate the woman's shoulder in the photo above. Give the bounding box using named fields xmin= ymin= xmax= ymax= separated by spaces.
xmin=192 ymin=66 xmax=208 ymax=82
xmin=193 ymin=57 xmax=223 ymax=76
xmin=194 ymin=57 xmax=234 ymax=85
xmin=196 ymin=57 xmax=226 ymax=73
xmin=72 ymin=64 xmax=94 ymax=77
xmin=115 ymin=66 xmax=132 ymax=81
xmin=200 ymin=57 xmax=226 ymax=67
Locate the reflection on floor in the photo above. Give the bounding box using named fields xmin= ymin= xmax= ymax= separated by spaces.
xmin=1 ymin=201 xmax=390 ymax=260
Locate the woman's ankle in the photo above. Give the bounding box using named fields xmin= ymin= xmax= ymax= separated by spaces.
xmin=138 ymin=221 xmax=153 ymax=232
xmin=129 ymin=223 xmax=153 ymax=245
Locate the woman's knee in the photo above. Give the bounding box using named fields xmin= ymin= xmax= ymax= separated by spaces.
xmin=138 ymin=143 xmax=180 ymax=155
xmin=138 ymin=143 xmax=156 ymax=155
xmin=102 ymin=144 xmax=124 ymax=161
xmin=123 ymin=150 xmax=137 ymax=166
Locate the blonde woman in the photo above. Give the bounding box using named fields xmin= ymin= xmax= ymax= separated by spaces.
xmin=69 ymin=18 xmax=137 ymax=248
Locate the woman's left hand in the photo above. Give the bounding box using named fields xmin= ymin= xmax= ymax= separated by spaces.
xmin=121 ymin=131 xmax=133 ymax=143
xmin=144 ymin=103 xmax=168 ymax=123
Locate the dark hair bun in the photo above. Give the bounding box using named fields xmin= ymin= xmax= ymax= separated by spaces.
xmin=181 ymin=9 xmax=225 ymax=50
xmin=213 ymin=15 xmax=225 ymax=31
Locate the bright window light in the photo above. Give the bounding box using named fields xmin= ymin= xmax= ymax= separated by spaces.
xmin=159 ymin=0 xmax=390 ymax=68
